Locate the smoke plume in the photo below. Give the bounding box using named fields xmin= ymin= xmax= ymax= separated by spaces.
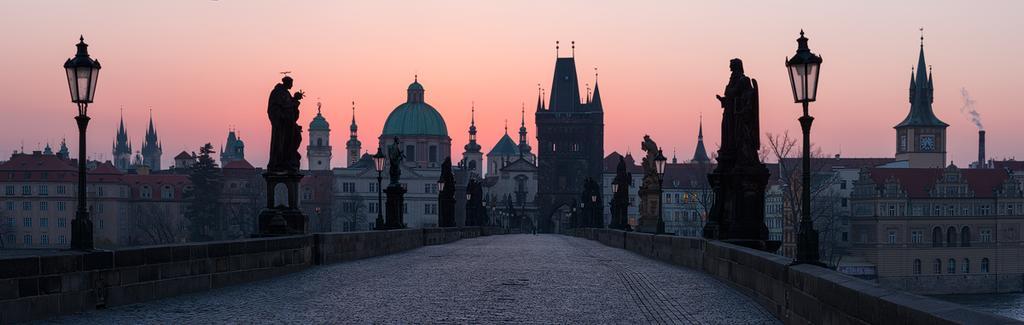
xmin=960 ymin=87 xmax=984 ymax=130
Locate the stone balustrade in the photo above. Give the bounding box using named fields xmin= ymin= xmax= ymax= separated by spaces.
xmin=0 ymin=226 xmax=505 ymax=323
xmin=571 ymin=228 xmax=1017 ymax=325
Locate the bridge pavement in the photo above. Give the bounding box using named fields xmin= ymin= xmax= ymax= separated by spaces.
xmin=45 ymin=234 xmax=779 ymax=324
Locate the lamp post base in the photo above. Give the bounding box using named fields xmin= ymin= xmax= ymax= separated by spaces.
xmin=70 ymin=210 xmax=93 ymax=250
xmin=794 ymin=220 xmax=825 ymax=266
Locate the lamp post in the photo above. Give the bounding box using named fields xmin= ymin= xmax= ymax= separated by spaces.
xmin=655 ymin=152 xmax=667 ymax=234
xmin=65 ymin=36 xmax=101 ymax=251
xmin=372 ymin=148 xmax=386 ymax=230
xmin=786 ymin=30 xmax=823 ymax=266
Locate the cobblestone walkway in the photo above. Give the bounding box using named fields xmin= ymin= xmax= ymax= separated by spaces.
xmin=44 ymin=235 xmax=779 ymax=324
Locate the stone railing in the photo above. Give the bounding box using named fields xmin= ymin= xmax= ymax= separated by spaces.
xmin=0 ymin=226 xmax=505 ymax=323
xmin=571 ymin=228 xmax=1016 ymax=325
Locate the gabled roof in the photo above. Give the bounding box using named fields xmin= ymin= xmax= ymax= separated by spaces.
xmin=488 ymin=134 xmax=519 ymax=156
xmin=499 ymin=158 xmax=538 ymax=172
xmin=663 ymin=163 xmax=714 ymax=189
xmin=993 ymin=160 xmax=1024 ymax=172
xmin=223 ymin=159 xmax=255 ymax=170
xmin=603 ymin=152 xmax=643 ymax=173
xmin=864 ymin=167 xmax=1009 ymax=198
xmin=174 ymin=151 xmax=193 ymax=160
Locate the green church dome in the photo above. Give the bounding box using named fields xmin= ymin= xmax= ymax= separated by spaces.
xmin=309 ymin=112 xmax=330 ymax=131
xmin=381 ymin=79 xmax=448 ymax=137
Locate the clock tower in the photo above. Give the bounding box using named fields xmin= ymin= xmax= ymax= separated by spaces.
xmin=895 ymin=34 xmax=947 ymax=168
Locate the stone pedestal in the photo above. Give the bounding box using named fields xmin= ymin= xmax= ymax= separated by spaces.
xmin=257 ymin=172 xmax=308 ymax=236
xmin=385 ymin=184 xmax=406 ymax=229
xmin=636 ymin=184 xmax=662 ymax=234
xmin=704 ymin=163 xmax=779 ymax=252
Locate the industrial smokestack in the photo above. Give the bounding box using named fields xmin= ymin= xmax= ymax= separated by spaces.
xmin=978 ymin=130 xmax=986 ymax=169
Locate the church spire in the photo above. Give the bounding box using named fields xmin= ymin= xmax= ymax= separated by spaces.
xmin=896 ymin=29 xmax=947 ymax=128
xmin=464 ymin=103 xmax=481 ymax=153
xmin=691 ymin=115 xmax=710 ymax=163
xmin=518 ymin=102 xmax=532 ymax=158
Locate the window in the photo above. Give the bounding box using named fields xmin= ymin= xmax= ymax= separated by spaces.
xmin=21 ymin=185 xmax=31 ymax=195
xmin=934 ymin=205 xmax=941 ymax=216
xmin=963 ymin=258 xmax=970 ymax=273
xmin=424 ymin=183 xmax=438 ymax=194
xmin=23 ymin=235 xmax=31 ymax=245
xmin=841 ymin=198 xmax=848 ymax=207
xmin=22 ymin=202 xmax=30 ymax=211
xmin=887 ymin=205 xmax=896 ymax=216
xmin=981 ymin=258 xmax=990 ymax=273
xmin=424 ymin=203 xmax=437 ymax=215
xmin=40 ymin=201 xmax=48 ymax=211
xmin=842 ymin=232 xmax=848 ymax=242
xmin=40 ymin=218 xmax=48 ymax=228
xmin=141 ymin=186 xmax=152 ymax=199
xmin=342 ymin=202 xmax=356 ymax=213
xmin=317 ymin=138 xmax=323 ymax=146
xmin=368 ymin=202 xmax=378 ymax=214
xmin=98 ymin=219 xmax=104 ymax=230
xmin=405 ymin=145 xmax=415 ymax=161
xmin=911 ymin=231 xmax=923 ymax=243
xmin=961 ymin=226 xmax=971 ymax=247
xmin=946 ymin=226 xmax=957 ymax=247
xmin=57 ymin=201 xmax=66 ymax=211
xmin=342 ymin=182 xmax=356 ymax=193
xmin=57 ymin=218 xmax=66 ymax=228
xmin=302 ymin=189 xmax=312 ymax=200
xmin=913 ymin=259 xmax=922 ymax=275
xmin=980 ymin=229 xmax=992 ymax=243
xmin=429 ymin=145 xmax=438 ymax=163
xmin=933 ymin=259 xmax=941 ymax=274
xmin=4 ymin=185 xmax=13 ymax=195
xmin=23 ymin=217 xmax=31 ymax=227
xmin=56 ymin=185 xmax=66 ymax=195
xmin=58 ymin=235 xmax=66 ymax=245
xmin=40 ymin=234 xmax=48 ymax=245
xmin=1009 ymin=204 xmax=1015 ymax=216
xmin=97 ymin=186 xmax=104 ymax=197
xmin=39 ymin=185 xmax=48 ymax=196
xmin=932 ymin=227 xmax=942 ymax=247
xmin=887 ymin=230 xmax=897 ymax=244
xmin=162 ymin=185 xmax=174 ymax=199
xmin=6 ymin=201 xmax=12 ymax=211
xmin=981 ymin=205 xmax=991 ymax=215
xmin=5 ymin=217 xmax=13 ymax=227
xmin=840 ymin=180 xmax=847 ymax=190
xmin=947 ymin=258 xmax=956 ymax=274
xmin=369 ymin=182 xmax=377 ymax=193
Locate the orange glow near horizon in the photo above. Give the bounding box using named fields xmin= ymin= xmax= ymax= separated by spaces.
xmin=2 ymin=1 xmax=1023 ymax=168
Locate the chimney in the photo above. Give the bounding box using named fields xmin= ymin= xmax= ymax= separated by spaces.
xmin=978 ymin=130 xmax=986 ymax=169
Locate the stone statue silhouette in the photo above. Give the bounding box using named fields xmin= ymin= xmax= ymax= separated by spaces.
xmin=715 ymin=59 xmax=760 ymax=166
xmin=267 ymin=76 xmax=304 ymax=173
xmin=387 ymin=137 xmax=405 ymax=185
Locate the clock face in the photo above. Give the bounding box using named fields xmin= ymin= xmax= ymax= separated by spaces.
xmin=919 ymin=135 xmax=935 ymax=151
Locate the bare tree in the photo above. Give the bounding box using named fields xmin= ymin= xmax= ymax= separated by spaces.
xmin=766 ymin=131 xmax=845 ymax=266
xmin=133 ymin=202 xmax=186 ymax=245
xmin=337 ymin=193 xmax=367 ymax=232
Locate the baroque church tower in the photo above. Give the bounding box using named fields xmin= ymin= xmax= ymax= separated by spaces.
xmin=307 ymin=101 xmax=332 ymax=170
xmin=346 ymin=102 xmax=361 ymax=167
xmin=462 ymin=105 xmax=483 ymax=178
xmin=141 ymin=112 xmax=163 ymax=171
xmin=112 ymin=112 xmax=132 ymax=171
xmin=518 ymin=104 xmax=535 ymax=164
xmin=535 ymin=43 xmax=605 ymax=232
xmin=895 ymin=33 xmax=948 ymax=168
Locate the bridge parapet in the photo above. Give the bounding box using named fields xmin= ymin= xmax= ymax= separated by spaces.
xmin=0 ymin=226 xmax=505 ymax=323
xmin=572 ymin=229 xmax=1016 ymax=325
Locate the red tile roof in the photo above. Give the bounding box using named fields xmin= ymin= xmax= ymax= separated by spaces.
xmin=223 ymin=159 xmax=255 ymax=170
xmin=123 ymin=174 xmax=192 ymax=200
xmin=993 ymin=160 xmax=1024 ymax=171
xmin=866 ymin=167 xmax=1010 ymax=198
xmin=0 ymin=153 xmax=76 ymax=172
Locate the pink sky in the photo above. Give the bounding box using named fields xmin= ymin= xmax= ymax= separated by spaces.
xmin=2 ymin=1 xmax=1022 ymax=168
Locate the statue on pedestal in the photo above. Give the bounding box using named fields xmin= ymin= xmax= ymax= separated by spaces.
xmin=384 ymin=137 xmax=407 ymax=229
xmin=258 ymin=76 xmax=308 ymax=236
xmin=704 ymin=59 xmax=777 ymax=252
xmin=637 ymin=135 xmax=665 ymax=233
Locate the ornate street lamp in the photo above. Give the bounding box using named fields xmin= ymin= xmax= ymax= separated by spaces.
xmin=65 ymin=36 xmax=101 ymax=250
xmin=372 ymin=148 xmax=386 ymax=230
xmin=786 ymin=30 xmax=824 ymax=266
xmin=655 ymin=152 xmax=667 ymax=234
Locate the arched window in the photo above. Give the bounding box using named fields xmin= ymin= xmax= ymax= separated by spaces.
xmin=981 ymin=258 xmax=990 ymax=273
xmin=932 ymin=227 xmax=942 ymax=247
xmin=946 ymin=226 xmax=957 ymax=247
xmin=468 ymin=160 xmax=477 ymax=171
xmin=161 ymin=185 xmax=173 ymax=199
xmin=933 ymin=259 xmax=941 ymax=274
xmin=317 ymin=138 xmax=323 ymax=146
xmin=405 ymin=145 xmax=415 ymax=161
xmin=947 ymin=258 xmax=956 ymax=274
xmin=962 ymin=258 xmax=970 ymax=273
xmin=141 ymin=185 xmax=152 ymax=199
xmin=913 ymin=259 xmax=922 ymax=275
xmin=961 ymin=226 xmax=971 ymax=247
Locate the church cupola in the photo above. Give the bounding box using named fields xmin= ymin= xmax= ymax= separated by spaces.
xmin=517 ymin=104 xmax=534 ymax=163
xmin=407 ymin=76 xmax=425 ymax=103
xmin=462 ymin=104 xmax=483 ymax=177
xmin=307 ymin=101 xmax=333 ymax=170
xmin=346 ymin=101 xmax=362 ymax=167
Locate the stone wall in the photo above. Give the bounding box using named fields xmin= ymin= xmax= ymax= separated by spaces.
xmin=0 ymin=226 xmax=505 ymax=323
xmin=572 ymin=229 xmax=1016 ymax=325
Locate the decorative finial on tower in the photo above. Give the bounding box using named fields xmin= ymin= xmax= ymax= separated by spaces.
xmin=317 ymin=97 xmax=322 ymax=114
xmin=585 ymin=83 xmax=591 ymax=103
xmin=521 ymin=102 xmax=526 ymax=126
xmin=80 ymin=35 xmax=84 ymax=42
xmin=471 ymin=101 xmax=476 ymax=124
xmin=920 ymin=27 xmax=924 ymax=47
xmin=555 ymin=41 xmax=559 ymax=57
xmin=571 ymin=41 xmax=575 ymax=57
xmin=594 ymin=66 xmax=599 ymax=82
xmin=414 ymin=74 xmax=418 ymax=82
xmin=352 ymin=100 xmax=356 ymax=118
xmin=505 ymin=119 xmax=508 ymax=134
